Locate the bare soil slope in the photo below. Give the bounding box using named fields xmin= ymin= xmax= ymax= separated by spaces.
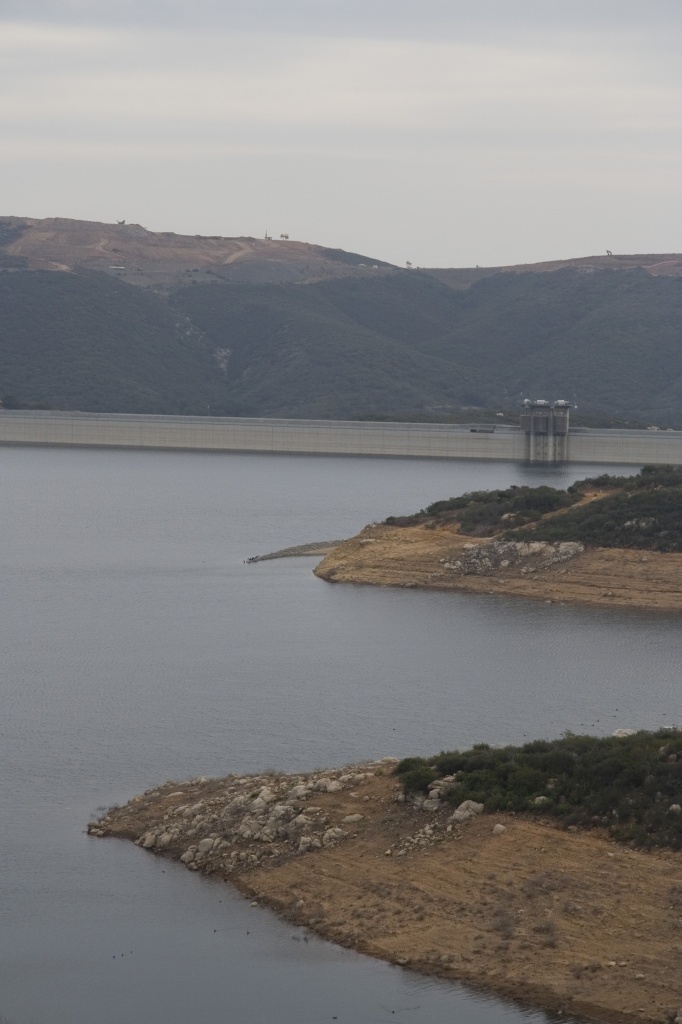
xmin=90 ymin=765 xmax=682 ymax=1024
xmin=314 ymin=525 xmax=682 ymax=613
xmin=0 ymin=216 xmax=395 ymax=290
xmin=4 ymin=216 xmax=680 ymax=293
xmin=429 ymin=253 xmax=682 ymax=290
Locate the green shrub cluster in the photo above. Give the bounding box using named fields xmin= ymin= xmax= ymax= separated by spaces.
xmin=511 ymin=466 xmax=682 ymax=552
xmin=385 ymin=484 xmax=579 ymax=533
xmin=569 ymin=465 xmax=682 ymax=494
xmin=395 ymin=730 xmax=682 ymax=849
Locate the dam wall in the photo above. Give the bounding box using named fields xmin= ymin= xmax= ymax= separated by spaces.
xmin=567 ymin=428 xmax=682 ymax=466
xmin=0 ymin=411 xmax=680 ymax=465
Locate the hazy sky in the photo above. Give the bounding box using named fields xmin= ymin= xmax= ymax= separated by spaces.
xmin=2 ymin=1 xmax=681 ymax=266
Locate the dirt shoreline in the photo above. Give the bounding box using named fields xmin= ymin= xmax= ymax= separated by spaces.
xmin=312 ymin=524 xmax=682 ymax=613
xmin=89 ymin=762 xmax=682 ymax=1024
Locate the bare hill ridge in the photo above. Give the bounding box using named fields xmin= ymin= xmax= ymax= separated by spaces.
xmin=429 ymin=253 xmax=682 ymax=290
xmin=2 ymin=215 xmax=681 ymax=290
xmin=0 ymin=216 xmax=395 ymax=291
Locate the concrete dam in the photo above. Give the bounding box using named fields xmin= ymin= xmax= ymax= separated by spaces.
xmin=1 ymin=409 xmax=681 ymax=465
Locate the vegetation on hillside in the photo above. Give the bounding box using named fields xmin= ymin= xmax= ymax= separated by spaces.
xmin=395 ymin=730 xmax=682 ymax=850
xmin=168 ymin=268 xmax=682 ymax=423
xmin=516 ymin=466 xmax=682 ymax=552
xmin=0 ymin=271 xmax=224 ymax=414
xmin=170 ymin=278 xmax=479 ymax=418
xmin=1 ymin=256 xmax=682 ymax=420
xmin=385 ymin=484 xmax=581 ymax=534
xmin=384 ymin=467 xmax=682 ymax=551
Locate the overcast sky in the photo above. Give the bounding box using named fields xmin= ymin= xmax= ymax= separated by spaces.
xmin=1 ymin=1 xmax=681 ymax=266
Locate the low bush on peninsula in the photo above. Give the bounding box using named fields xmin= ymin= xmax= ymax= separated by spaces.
xmin=384 ymin=484 xmax=580 ymax=534
xmin=395 ymin=730 xmax=682 ymax=850
xmin=385 ymin=466 xmax=682 ymax=552
xmin=515 ymin=466 xmax=682 ymax=552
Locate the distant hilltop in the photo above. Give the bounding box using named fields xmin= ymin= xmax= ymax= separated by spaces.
xmin=428 ymin=251 xmax=682 ymax=290
xmin=1 ymin=215 xmax=681 ymax=425
xmin=0 ymin=216 xmax=395 ymax=291
xmin=1 ymin=214 xmax=681 ymax=292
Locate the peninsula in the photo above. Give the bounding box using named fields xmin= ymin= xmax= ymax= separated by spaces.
xmin=314 ymin=467 xmax=682 ymax=612
xmin=88 ymin=729 xmax=682 ymax=1024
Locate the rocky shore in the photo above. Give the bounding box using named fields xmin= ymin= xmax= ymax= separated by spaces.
xmin=89 ymin=762 xmax=682 ymax=1024
xmin=313 ymin=523 xmax=682 ymax=612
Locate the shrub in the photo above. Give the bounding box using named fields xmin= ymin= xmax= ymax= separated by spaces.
xmin=400 ymin=765 xmax=438 ymax=792
xmin=394 ymin=729 xmax=682 ymax=849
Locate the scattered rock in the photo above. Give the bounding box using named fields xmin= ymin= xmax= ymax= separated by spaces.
xmin=288 ymin=784 xmax=308 ymax=799
xmin=450 ymin=799 xmax=484 ymax=822
xmin=440 ymin=539 xmax=584 ymax=578
xmin=458 ymin=799 xmax=484 ymax=814
xmin=451 ymin=809 xmax=473 ymax=822
xmin=88 ymin=760 xmax=395 ymax=878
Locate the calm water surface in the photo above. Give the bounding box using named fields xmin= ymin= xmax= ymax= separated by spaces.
xmin=1 ymin=448 xmax=679 ymax=1024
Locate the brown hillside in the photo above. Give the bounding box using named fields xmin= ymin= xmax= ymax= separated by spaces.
xmin=3 ymin=215 xmax=680 ymax=292
xmin=0 ymin=216 xmax=395 ymax=291
xmin=428 ymin=253 xmax=682 ymax=289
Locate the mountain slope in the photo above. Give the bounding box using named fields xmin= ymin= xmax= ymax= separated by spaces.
xmin=171 ymin=270 xmax=682 ymax=422
xmin=170 ymin=279 xmax=482 ymax=417
xmin=419 ymin=268 xmax=682 ymax=419
xmin=1 ymin=216 xmax=681 ymax=422
xmin=0 ymin=271 xmax=222 ymax=413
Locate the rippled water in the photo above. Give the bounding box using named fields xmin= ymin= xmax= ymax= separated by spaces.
xmin=1 ymin=447 xmax=678 ymax=1024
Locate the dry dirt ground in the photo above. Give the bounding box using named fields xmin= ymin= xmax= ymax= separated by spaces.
xmin=1 ymin=216 xmax=394 ymax=290
xmin=313 ymin=523 xmax=682 ymax=614
xmin=93 ymin=767 xmax=682 ymax=1024
xmin=430 ymin=253 xmax=682 ymax=289
xmin=5 ymin=218 xmax=681 ymax=293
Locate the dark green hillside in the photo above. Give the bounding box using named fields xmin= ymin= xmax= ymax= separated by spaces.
xmin=518 ymin=465 xmax=682 ymax=552
xmin=1 ymin=255 xmax=682 ymax=420
xmin=395 ymin=730 xmax=682 ymax=850
xmin=171 ymin=280 xmax=482 ymax=418
xmin=172 ymin=268 xmax=682 ymax=422
xmin=0 ymin=271 xmax=222 ymax=414
xmin=419 ymin=268 xmax=682 ymax=422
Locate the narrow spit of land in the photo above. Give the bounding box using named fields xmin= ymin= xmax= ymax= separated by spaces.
xmin=245 ymin=540 xmax=343 ymax=563
xmin=89 ymin=759 xmax=682 ymax=1024
xmin=314 ymin=469 xmax=682 ymax=612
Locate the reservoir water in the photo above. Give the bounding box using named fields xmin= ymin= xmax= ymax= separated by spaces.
xmin=1 ymin=447 xmax=679 ymax=1024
